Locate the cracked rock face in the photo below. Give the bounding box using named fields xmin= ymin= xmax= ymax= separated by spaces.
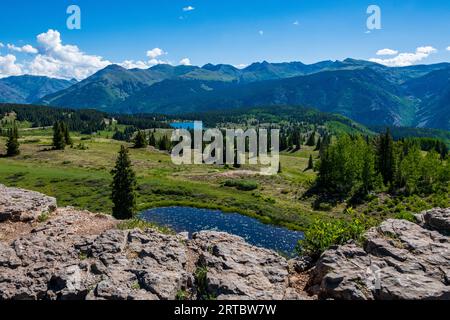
xmin=308 ymin=208 xmax=450 ymax=300
xmin=191 ymin=231 xmax=295 ymax=300
xmin=0 ymin=184 xmax=57 ymax=222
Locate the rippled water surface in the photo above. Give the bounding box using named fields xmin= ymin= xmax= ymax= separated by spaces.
xmin=140 ymin=207 xmax=304 ymax=256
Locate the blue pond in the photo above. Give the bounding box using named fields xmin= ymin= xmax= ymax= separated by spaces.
xmin=170 ymin=122 xmax=196 ymax=130
xmin=140 ymin=207 xmax=304 ymax=256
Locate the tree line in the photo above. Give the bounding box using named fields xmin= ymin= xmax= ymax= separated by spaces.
xmin=316 ymin=129 xmax=449 ymax=199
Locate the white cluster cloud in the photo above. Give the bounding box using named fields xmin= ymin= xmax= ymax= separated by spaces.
xmin=446 ymin=46 xmax=450 ymax=51
xmin=293 ymin=21 xmax=299 ymax=26
xmin=183 ymin=6 xmax=195 ymax=12
xmin=119 ymin=60 xmax=152 ymax=69
xmin=376 ymin=48 xmax=398 ymax=56
xmin=370 ymin=46 xmax=437 ymax=67
xmin=0 ymin=54 xmax=23 ymax=77
xmin=7 ymin=44 xmax=38 ymax=54
xmin=146 ymin=47 xmax=169 ymax=65
xmin=0 ymin=29 xmax=192 ymax=79
xmin=179 ymin=58 xmax=191 ymax=66
xmin=118 ymin=47 xmax=170 ymax=69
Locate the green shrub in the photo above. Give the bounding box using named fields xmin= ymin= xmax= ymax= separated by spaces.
xmin=297 ymin=209 xmax=375 ymax=258
xmin=195 ymin=265 xmax=215 ymax=300
xmin=176 ymin=289 xmax=189 ymax=300
xmin=223 ymin=179 xmax=258 ymax=191
xmin=394 ymin=211 xmax=416 ymax=222
xmin=37 ymin=211 xmax=50 ymax=223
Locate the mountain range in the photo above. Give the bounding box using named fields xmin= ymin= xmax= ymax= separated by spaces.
xmin=0 ymin=76 xmax=76 ymax=104
xmin=0 ymin=59 xmax=449 ymax=130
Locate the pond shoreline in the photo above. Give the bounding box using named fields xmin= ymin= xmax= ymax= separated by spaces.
xmin=140 ymin=206 xmax=304 ymax=257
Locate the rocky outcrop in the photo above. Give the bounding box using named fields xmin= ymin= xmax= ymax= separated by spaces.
xmin=191 ymin=231 xmax=300 ymax=300
xmin=308 ymin=208 xmax=450 ymax=300
xmin=0 ymin=185 xmax=302 ymax=300
xmin=0 ymin=185 xmax=56 ymax=222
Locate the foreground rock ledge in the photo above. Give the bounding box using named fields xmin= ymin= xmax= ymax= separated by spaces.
xmin=0 ymin=186 xmax=304 ymax=300
xmin=1 ymin=185 xmax=449 ymax=300
xmin=307 ymin=208 xmax=450 ymax=300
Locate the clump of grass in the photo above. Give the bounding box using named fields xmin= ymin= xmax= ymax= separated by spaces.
xmin=223 ymin=179 xmax=258 ymax=191
xmin=78 ymin=252 xmax=88 ymax=260
xmin=131 ymin=281 xmax=141 ymax=290
xmin=117 ymin=218 xmax=174 ymax=235
xmin=37 ymin=211 xmax=50 ymax=223
xmin=176 ymin=289 xmax=189 ymax=300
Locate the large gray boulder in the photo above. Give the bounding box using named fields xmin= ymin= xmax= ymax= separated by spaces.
xmin=0 ymin=184 xmax=56 ymax=222
xmin=308 ymin=208 xmax=450 ymax=300
xmin=191 ymin=231 xmax=295 ymax=300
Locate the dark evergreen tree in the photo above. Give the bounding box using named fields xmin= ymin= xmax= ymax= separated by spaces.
xmin=314 ymin=137 xmax=322 ymax=151
xmin=133 ymin=130 xmax=147 ymax=148
xmin=148 ymin=132 xmax=156 ymax=147
xmin=376 ymin=129 xmax=396 ymax=185
xmin=61 ymin=122 xmax=72 ymax=146
xmin=52 ymin=121 xmax=66 ymax=150
xmin=292 ymin=129 xmax=301 ymax=150
xmin=307 ymin=154 xmax=314 ymax=170
xmin=306 ymin=131 xmax=316 ymax=146
xmin=158 ymin=135 xmax=171 ymax=151
xmin=110 ymin=146 xmax=137 ymax=220
xmin=6 ymin=122 xmax=20 ymax=156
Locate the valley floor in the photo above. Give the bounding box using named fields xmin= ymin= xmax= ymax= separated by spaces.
xmin=2 ymin=128 xmax=445 ymax=231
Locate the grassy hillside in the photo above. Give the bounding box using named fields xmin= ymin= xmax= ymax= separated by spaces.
xmin=0 ymin=124 xmax=447 ymax=231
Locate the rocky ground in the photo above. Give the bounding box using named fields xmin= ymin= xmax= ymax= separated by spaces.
xmin=0 ymin=184 xmax=449 ymax=300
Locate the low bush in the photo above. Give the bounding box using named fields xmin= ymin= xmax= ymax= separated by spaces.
xmin=297 ymin=209 xmax=375 ymax=259
xmin=223 ymin=179 xmax=258 ymax=191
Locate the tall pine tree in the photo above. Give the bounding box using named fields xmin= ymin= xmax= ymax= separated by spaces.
xmin=61 ymin=122 xmax=72 ymax=146
xmin=52 ymin=121 xmax=66 ymax=150
xmin=306 ymin=131 xmax=316 ymax=146
xmin=133 ymin=130 xmax=147 ymax=148
xmin=306 ymin=154 xmax=314 ymax=170
xmin=148 ymin=132 xmax=156 ymax=147
xmin=6 ymin=122 xmax=20 ymax=156
xmin=111 ymin=146 xmax=137 ymax=219
xmin=376 ymin=129 xmax=396 ymax=185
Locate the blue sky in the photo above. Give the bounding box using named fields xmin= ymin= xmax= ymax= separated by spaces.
xmin=0 ymin=0 xmax=449 ymax=79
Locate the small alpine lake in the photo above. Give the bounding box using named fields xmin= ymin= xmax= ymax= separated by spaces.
xmin=140 ymin=206 xmax=304 ymax=257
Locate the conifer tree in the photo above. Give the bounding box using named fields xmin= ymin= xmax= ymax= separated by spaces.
xmin=111 ymin=146 xmax=136 ymax=219
xmin=148 ymin=132 xmax=156 ymax=147
xmin=133 ymin=130 xmax=147 ymax=148
xmin=158 ymin=135 xmax=171 ymax=151
xmin=292 ymin=129 xmax=301 ymax=150
xmin=307 ymin=154 xmax=314 ymax=170
xmin=61 ymin=122 xmax=72 ymax=146
xmin=6 ymin=122 xmax=20 ymax=156
xmin=52 ymin=121 xmax=66 ymax=150
xmin=314 ymin=137 xmax=321 ymax=151
xmin=306 ymin=131 xmax=316 ymax=146
xmin=376 ymin=129 xmax=396 ymax=185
